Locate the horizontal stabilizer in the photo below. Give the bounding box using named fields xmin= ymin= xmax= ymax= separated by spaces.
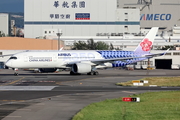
xmin=145 ymin=49 xmax=170 ymax=58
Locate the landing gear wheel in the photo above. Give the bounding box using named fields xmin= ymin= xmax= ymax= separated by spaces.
xmin=14 ymin=73 xmax=19 ymax=76
xmin=93 ymin=71 xmax=99 ymax=75
xmin=87 ymin=71 xmax=99 ymax=75
xmin=94 ymin=71 xmax=99 ymax=75
xmin=87 ymin=72 xmax=92 ymax=75
xmin=70 ymin=71 xmax=75 ymax=75
xmin=93 ymin=72 xmax=96 ymax=75
xmin=14 ymin=68 xmax=19 ymax=76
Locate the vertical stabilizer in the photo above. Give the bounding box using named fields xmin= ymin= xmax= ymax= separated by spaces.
xmin=134 ymin=27 xmax=159 ymax=54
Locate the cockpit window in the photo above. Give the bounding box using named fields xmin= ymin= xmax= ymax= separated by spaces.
xmin=9 ymin=56 xmax=17 ymax=60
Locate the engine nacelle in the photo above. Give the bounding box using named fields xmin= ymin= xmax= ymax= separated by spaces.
xmin=72 ymin=63 xmax=91 ymax=73
xmin=39 ymin=68 xmax=57 ymax=73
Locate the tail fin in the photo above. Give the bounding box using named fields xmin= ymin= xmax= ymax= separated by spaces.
xmin=134 ymin=27 xmax=159 ymax=53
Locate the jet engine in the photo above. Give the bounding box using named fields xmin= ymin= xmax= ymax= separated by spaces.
xmin=39 ymin=68 xmax=57 ymax=73
xmin=72 ymin=63 xmax=91 ymax=74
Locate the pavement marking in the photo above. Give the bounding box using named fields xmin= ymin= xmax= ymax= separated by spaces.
xmin=56 ymin=77 xmax=98 ymax=85
xmin=0 ymin=77 xmax=25 ymax=86
xmin=0 ymin=86 xmax=57 ymax=91
xmin=9 ymin=77 xmax=25 ymax=85
xmin=122 ymin=91 xmax=137 ymax=94
xmin=36 ymin=103 xmax=45 ymax=105
xmin=6 ymin=116 xmax=22 ymax=118
xmin=56 ymin=76 xmax=125 ymax=85
xmin=18 ymin=109 xmax=31 ymax=111
xmin=1 ymin=100 xmax=25 ymax=102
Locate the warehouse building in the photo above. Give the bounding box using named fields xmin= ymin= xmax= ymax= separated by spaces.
xmin=118 ymin=0 xmax=180 ymax=31
xmin=24 ymin=0 xmax=180 ymax=38
xmin=24 ymin=0 xmax=140 ymax=38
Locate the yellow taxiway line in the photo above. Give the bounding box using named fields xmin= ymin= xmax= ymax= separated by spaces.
xmin=0 ymin=77 xmax=25 ymax=86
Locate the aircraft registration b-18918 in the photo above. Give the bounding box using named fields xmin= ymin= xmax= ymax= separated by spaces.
xmin=4 ymin=27 xmax=167 ymax=76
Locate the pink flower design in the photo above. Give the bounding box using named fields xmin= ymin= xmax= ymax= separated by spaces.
xmin=140 ymin=38 xmax=152 ymax=51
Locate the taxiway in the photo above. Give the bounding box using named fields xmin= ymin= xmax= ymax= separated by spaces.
xmin=0 ymin=69 xmax=180 ymax=120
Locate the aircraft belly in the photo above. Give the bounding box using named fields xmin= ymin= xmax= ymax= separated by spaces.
xmin=23 ymin=61 xmax=57 ymax=68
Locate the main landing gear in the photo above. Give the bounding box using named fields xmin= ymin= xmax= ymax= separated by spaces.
xmin=70 ymin=71 xmax=81 ymax=75
xmin=14 ymin=68 xmax=19 ymax=76
xmin=70 ymin=71 xmax=75 ymax=75
xmin=69 ymin=71 xmax=99 ymax=75
xmin=87 ymin=71 xmax=99 ymax=75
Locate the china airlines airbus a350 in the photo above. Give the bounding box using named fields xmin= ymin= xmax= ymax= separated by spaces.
xmin=5 ymin=27 xmax=166 ymax=76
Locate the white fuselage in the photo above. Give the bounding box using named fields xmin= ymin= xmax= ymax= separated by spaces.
xmin=5 ymin=51 xmax=104 ymax=69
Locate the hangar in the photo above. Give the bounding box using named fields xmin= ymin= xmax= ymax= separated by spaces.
xmin=155 ymin=59 xmax=172 ymax=69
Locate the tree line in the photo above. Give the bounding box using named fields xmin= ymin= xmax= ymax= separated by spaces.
xmin=72 ymin=38 xmax=117 ymax=50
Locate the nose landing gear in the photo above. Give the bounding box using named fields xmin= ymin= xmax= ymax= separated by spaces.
xmin=14 ymin=68 xmax=19 ymax=76
xmin=14 ymin=73 xmax=19 ymax=76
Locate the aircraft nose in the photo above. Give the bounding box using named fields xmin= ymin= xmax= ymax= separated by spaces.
xmin=5 ymin=61 xmax=12 ymax=67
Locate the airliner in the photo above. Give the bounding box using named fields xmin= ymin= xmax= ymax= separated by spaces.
xmin=5 ymin=27 xmax=165 ymax=75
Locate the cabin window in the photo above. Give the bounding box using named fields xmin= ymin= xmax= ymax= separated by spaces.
xmin=173 ymin=52 xmax=180 ymax=55
xmin=164 ymin=53 xmax=171 ymax=55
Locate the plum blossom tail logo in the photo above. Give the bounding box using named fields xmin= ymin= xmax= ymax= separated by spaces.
xmin=140 ymin=38 xmax=152 ymax=51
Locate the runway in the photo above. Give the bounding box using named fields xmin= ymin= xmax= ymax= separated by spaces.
xmin=0 ymin=69 xmax=180 ymax=120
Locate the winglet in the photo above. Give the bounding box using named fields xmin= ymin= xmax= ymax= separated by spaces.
xmin=59 ymin=47 xmax=63 ymax=51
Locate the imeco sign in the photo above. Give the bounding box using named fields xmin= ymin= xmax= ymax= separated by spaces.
xmin=140 ymin=14 xmax=171 ymax=21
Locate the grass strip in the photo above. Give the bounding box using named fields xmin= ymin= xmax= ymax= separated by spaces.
xmin=116 ymin=77 xmax=180 ymax=86
xmin=72 ymin=91 xmax=180 ymax=120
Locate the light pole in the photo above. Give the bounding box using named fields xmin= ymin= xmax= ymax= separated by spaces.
xmin=56 ymin=30 xmax=62 ymax=50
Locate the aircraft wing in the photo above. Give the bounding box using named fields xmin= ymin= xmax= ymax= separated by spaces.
xmin=66 ymin=56 xmax=148 ymax=65
xmin=0 ymin=54 xmax=14 ymax=57
xmin=90 ymin=56 xmax=147 ymax=64
xmin=66 ymin=50 xmax=168 ymax=65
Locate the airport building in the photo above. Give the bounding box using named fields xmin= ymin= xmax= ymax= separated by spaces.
xmin=0 ymin=13 xmax=10 ymax=36
xmin=24 ymin=0 xmax=180 ymax=38
xmin=23 ymin=0 xmax=180 ymax=53
xmin=24 ymin=0 xmax=140 ymax=38
xmin=118 ymin=0 xmax=180 ymax=31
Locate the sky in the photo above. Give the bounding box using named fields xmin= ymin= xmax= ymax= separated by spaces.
xmin=0 ymin=0 xmax=24 ymax=13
